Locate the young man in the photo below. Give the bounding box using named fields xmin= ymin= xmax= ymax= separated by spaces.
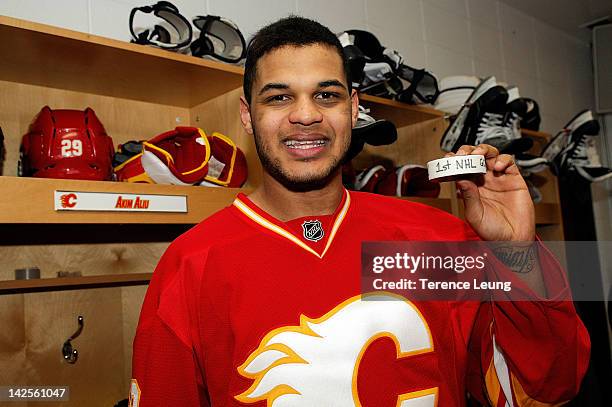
xmin=131 ymin=16 xmax=589 ymax=406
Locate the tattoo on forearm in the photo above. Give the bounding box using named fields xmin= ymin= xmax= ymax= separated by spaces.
xmin=492 ymin=244 xmax=537 ymax=274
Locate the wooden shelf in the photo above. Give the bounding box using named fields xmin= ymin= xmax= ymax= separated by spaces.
xmin=0 ymin=15 xmax=557 ymax=231
xmin=534 ymin=202 xmax=562 ymax=225
xmin=359 ymin=94 xmax=444 ymax=127
xmin=0 ymin=16 xmax=447 ymax=125
xmin=0 ymin=176 xmax=453 ymax=222
xmin=0 ymin=176 xmax=246 ymax=224
xmin=0 ymin=15 xmax=243 ymax=107
xmin=0 ymin=273 xmax=152 ymax=294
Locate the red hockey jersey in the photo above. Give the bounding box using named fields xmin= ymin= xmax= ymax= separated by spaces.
xmin=131 ymin=190 xmax=590 ymax=406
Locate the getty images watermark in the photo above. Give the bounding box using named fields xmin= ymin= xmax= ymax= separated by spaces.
xmin=361 ymin=241 xmax=612 ymax=301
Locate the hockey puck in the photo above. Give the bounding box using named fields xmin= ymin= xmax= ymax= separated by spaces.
xmin=427 ymin=154 xmax=487 ymax=182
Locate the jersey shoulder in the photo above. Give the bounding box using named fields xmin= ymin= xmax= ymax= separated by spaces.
xmin=147 ymin=203 xmax=249 ymax=297
xmin=179 ymin=203 xmax=242 ymax=241
xmin=170 ymin=203 xmax=249 ymax=255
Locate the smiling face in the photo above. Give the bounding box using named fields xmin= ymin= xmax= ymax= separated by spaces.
xmin=240 ymin=44 xmax=358 ymax=191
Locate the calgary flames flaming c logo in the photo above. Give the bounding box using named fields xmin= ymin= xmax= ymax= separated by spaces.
xmin=236 ymin=293 xmax=438 ymax=406
xmin=60 ymin=193 xmax=77 ymax=208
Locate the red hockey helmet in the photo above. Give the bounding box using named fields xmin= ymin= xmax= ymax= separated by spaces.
xmin=19 ymin=106 xmax=115 ymax=180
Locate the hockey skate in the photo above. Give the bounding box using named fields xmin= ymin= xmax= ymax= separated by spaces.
xmin=544 ymin=110 xmax=612 ymax=182
xmin=440 ymin=76 xmax=508 ymax=152
xmin=477 ymin=85 xmax=533 ymax=155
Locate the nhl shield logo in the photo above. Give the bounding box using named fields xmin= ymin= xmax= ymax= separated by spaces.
xmin=302 ymin=220 xmax=324 ymax=242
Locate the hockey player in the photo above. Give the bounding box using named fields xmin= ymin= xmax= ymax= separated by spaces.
xmin=131 ymin=16 xmax=590 ymax=406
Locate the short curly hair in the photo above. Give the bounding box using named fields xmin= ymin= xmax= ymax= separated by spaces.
xmin=243 ymin=15 xmax=350 ymax=103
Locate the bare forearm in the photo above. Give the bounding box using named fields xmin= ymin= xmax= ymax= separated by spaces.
xmin=490 ymin=242 xmax=547 ymax=297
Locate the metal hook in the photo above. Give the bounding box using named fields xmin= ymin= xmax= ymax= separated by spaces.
xmin=62 ymin=315 xmax=84 ymax=364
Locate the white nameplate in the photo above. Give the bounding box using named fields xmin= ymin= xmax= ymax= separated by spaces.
xmin=54 ymin=191 xmax=187 ymax=213
xmin=427 ymin=154 xmax=487 ymax=181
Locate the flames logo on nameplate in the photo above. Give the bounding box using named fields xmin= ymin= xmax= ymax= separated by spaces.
xmin=60 ymin=193 xmax=77 ymax=208
xmin=302 ymin=220 xmax=324 ymax=242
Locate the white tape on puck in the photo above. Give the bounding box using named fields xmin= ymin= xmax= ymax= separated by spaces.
xmin=427 ymin=154 xmax=487 ymax=181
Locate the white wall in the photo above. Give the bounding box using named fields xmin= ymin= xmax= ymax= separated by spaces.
xmin=0 ymin=0 xmax=595 ymax=134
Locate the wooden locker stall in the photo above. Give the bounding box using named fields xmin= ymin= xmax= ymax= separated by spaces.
xmin=0 ymin=15 xmax=566 ymax=406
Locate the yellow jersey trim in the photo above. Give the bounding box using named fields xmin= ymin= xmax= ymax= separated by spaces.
xmin=232 ymin=191 xmax=351 ymax=259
